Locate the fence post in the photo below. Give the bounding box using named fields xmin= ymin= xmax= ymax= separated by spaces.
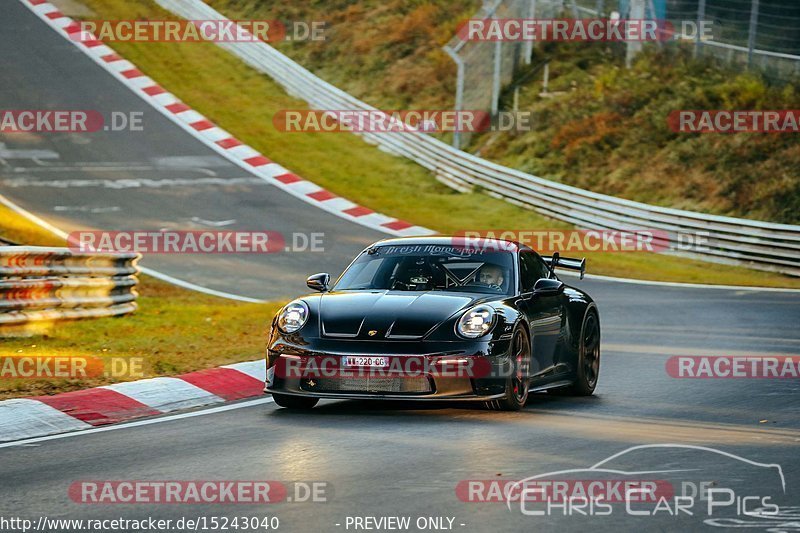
xmin=523 ymin=0 xmax=536 ymax=65
xmin=595 ymin=0 xmax=604 ymax=16
xmin=695 ymin=0 xmax=706 ymax=58
xmin=542 ymin=61 xmax=550 ymax=93
xmin=491 ymin=34 xmax=502 ymax=116
xmin=747 ymin=0 xmax=759 ymax=69
xmin=626 ymin=0 xmax=646 ymax=67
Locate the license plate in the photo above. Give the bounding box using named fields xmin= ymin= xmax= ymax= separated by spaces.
xmin=343 ymin=356 xmax=388 ymax=368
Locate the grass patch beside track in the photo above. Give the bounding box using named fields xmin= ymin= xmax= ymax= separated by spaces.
xmin=0 ymin=204 xmax=280 ymax=399
xmin=68 ymin=0 xmax=800 ymax=288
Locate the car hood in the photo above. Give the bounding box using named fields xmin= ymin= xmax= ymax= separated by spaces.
xmin=318 ymin=290 xmax=484 ymax=339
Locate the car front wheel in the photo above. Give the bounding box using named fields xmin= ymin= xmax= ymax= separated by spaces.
xmin=486 ymin=325 xmax=531 ymax=411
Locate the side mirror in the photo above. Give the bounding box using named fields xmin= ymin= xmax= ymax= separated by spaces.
xmin=306 ymin=272 xmax=330 ymax=292
xmin=533 ymin=278 xmax=564 ymax=296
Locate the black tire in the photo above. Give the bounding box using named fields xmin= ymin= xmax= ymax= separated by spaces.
xmin=558 ymin=309 xmax=600 ymax=396
xmin=486 ymin=325 xmax=531 ymax=411
xmin=271 ymin=393 xmax=319 ymax=409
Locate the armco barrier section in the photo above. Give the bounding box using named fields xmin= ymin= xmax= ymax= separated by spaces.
xmin=156 ymin=0 xmax=800 ymax=277
xmin=0 ymin=247 xmax=140 ymax=327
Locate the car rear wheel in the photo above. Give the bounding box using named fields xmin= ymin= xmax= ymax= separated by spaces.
xmin=271 ymin=393 xmax=319 ymax=409
xmin=486 ymin=325 xmax=530 ymax=411
xmin=558 ymin=309 xmax=600 ymax=396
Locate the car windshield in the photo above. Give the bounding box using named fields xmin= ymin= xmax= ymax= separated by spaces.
xmin=334 ymin=244 xmax=515 ymax=295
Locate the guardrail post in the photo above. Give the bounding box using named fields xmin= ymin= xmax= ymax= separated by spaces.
xmin=695 ymin=0 xmax=706 ymax=58
xmin=491 ymin=27 xmax=503 ymax=116
xmin=747 ymin=0 xmax=759 ymax=69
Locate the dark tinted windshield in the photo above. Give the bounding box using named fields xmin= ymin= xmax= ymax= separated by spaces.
xmin=334 ymin=244 xmax=515 ymax=295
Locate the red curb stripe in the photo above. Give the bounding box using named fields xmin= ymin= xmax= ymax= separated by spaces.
xmin=36 ymin=388 xmax=160 ymax=426
xmin=45 ymin=11 xmax=64 ymax=19
xmin=165 ymin=103 xmax=190 ymax=114
xmin=102 ymin=53 xmax=123 ymax=63
xmin=275 ymin=173 xmax=302 ymax=184
xmin=121 ymin=68 xmax=144 ymax=79
xmin=244 ymin=155 xmax=271 ymax=167
xmin=178 ymin=368 xmax=264 ymax=402
xmin=217 ymin=138 xmax=242 ymax=149
xmin=29 ymin=0 xmax=48 ymax=5
xmin=63 ymin=22 xmax=81 ymax=34
xmin=343 ymin=205 xmax=374 ymax=217
xmin=190 ymin=120 xmax=214 ymax=131
xmin=308 ymin=190 xmax=336 ymax=202
xmin=382 ymin=219 xmax=413 ymax=231
xmin=83 ymin=39 xmax=104 ymax=48
xmin=142 ymin=85 xmax=166 ymax=96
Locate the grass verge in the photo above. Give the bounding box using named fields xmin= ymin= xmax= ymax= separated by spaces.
xmin=68 ymin=0 xmax=800 ymax=288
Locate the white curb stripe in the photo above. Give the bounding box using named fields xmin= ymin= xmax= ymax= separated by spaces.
xmin=222 ymin=360 xmax=267 ymax=382
xmin=0 ymin=399 xmax=91 ymax=442
xmin=101 ymin=377 xmax=226 ymax=413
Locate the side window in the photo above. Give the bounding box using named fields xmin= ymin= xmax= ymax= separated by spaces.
xmin=520 ymin=252 xmax=551 ymax=292
xmin=533 ymin=255 xmax=550 ymax=280
xmin=519 ymin=252 xmax=541 ymax=292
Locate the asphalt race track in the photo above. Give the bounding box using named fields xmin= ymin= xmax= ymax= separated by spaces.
xmin=1 ymin=2 xmax=799 ymax=532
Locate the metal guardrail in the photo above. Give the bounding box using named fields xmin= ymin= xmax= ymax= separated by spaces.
xmin=0 ymin=247 xmax=140 ymax=327
xmin=157 ymin=0 xmax=800 ymax=277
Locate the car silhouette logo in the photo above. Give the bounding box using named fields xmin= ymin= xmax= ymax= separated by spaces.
xmin=368 ymin=330 xmax=378 ymax=336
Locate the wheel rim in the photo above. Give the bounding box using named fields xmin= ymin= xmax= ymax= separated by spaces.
xmin=511 ymin=329 xmax=530 ymax=402
xmin=582 ymin=313 xmax=600 ymax=387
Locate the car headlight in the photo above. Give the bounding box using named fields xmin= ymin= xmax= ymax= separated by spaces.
xmin=456 ymin=305 xmax=496 ymax=338
xmin=277 ymin=300 xmax=309 ymax=333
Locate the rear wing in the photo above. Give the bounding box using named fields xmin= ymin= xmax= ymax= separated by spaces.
xmin=543 ymin=252 xmax=586 ymax=280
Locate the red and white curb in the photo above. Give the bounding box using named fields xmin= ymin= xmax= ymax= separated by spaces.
xmin=21 ymin=0 xmax=433 ymax=238
xmin=0 ymin=360 xmax=265 ymax=443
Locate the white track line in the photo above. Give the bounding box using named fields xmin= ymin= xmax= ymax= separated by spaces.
xmin=560 ymin=270 xmax=800 ymax=293
xmin=0 ymin=397 xmax=275 ymax=449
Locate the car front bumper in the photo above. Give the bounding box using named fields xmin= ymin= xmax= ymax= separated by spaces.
xmin=265 ymin=351 xmax=511 ymax=401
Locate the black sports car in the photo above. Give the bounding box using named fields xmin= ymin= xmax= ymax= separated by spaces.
xmin=265 ymin=236 xmax=600 ymax=411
